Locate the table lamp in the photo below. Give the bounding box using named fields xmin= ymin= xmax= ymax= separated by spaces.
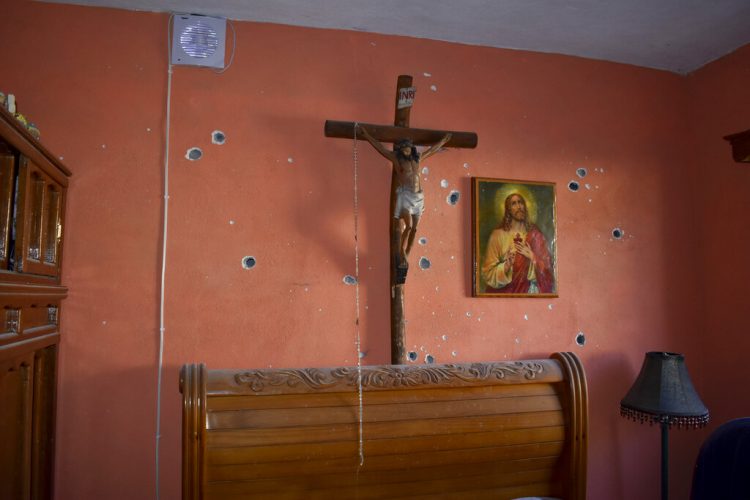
xmin=620 ymin=352 xmax=709 ymax=500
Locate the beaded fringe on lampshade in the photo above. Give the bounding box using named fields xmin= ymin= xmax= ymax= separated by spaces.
xmin=620 ymin=352 xmax=709 ymax=429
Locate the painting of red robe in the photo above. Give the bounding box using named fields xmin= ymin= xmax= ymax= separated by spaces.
xmin=472 ymin=178 xmax=558 ymax=297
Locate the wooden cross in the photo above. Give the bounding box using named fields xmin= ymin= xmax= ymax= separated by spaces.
xmin=324 ymin=75 xmax=478 ymax=364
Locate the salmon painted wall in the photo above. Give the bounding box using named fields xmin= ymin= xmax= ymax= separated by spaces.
xmin=687 ymin=46 xmax=750 ymax=425
xmin=0 ymin=2 xmax=726 ymax=499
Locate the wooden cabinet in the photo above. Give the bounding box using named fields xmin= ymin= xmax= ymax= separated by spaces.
xmin=0 ymin=106 xmax=71 ymax=500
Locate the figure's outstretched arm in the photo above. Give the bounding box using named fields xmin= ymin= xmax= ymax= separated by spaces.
xmin=358 ymin=126 xmax=395 ymax=161
xmin=420 ymin=133 xmax=452 ymax=161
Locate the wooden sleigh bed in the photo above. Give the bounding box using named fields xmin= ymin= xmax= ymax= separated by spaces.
xmin=180 ymin=352 xmax=588 ymax=499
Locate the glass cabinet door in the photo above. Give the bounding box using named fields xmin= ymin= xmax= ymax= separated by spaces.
xmin=0 ymin=142 xmax=15 ymax=270
xmin=14 ymin=157 xmax=64 ymax=277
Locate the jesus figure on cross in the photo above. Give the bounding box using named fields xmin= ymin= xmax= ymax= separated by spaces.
xmin=358 ymin=125 xmax=452 ymax=267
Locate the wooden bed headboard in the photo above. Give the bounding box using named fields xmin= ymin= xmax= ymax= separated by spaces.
xmin=180 ymin=352 xmax=587 ymax=499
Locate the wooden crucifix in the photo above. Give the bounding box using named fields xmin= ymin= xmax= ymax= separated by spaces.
xmin=324 ymin=75 xmax=478 ymax=364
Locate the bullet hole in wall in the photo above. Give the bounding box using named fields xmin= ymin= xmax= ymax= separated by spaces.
xmin=568 ymin=180 xmax=580 ymax=192
xmin=241 ymin=256 xmax=256 ymax=269
xmin=447 ymin=190 xmax=460 ymax=205
xmin=212 ymin=130 xmax=226 ymax=145
xmin=612 ymin=228 xmax=624 ymax=239
xmin=408 ymin=351 xmax=418 ymax=362
xmin=575 ymin=332 xmax=586 ymax=347
xmin=425 ymin=354 xmax=435 ymax=364
xmin=343 ymin=275 xmax=358 ymax=285
xmin=186 ymin=147 xmax=203 ymax=161
xmin=419 ymin=257 xmax=431 ymax=270
xmin=576 ymin=167 xmax=588 ymax=178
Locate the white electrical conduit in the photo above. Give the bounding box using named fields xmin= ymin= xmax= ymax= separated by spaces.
xmin=155 ymin=14 xmax=237 ymax=499
xmin=155 ymin=14 xmax=174 ymax=500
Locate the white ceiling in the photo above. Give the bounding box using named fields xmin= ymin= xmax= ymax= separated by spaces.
xmin=38 ymin=0 xmax=750 ymax=74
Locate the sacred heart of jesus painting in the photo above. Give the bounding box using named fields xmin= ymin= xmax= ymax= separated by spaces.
xmin=471 ymin=177 xmax=558 ymax=297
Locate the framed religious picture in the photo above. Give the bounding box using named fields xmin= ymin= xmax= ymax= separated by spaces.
xmin=472 ymin=177 xmax=558 ymax=297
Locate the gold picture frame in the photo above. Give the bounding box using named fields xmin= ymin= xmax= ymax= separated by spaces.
xmin=472 ymin=177 xmax=558 ymax=297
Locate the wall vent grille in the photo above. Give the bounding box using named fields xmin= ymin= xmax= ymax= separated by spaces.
xmin=171 ymin=14 xmax=226 ymax=69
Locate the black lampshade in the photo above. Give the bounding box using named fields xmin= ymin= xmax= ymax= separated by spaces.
xmin=620 ymin=352 xmax=709 ymax=429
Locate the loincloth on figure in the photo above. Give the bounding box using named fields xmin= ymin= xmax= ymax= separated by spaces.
xmin=394 ymin=186 xmax=425 ymax=218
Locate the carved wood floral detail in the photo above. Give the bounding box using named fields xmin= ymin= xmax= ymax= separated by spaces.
xmin=234 ymin=361 xmax=546 ymax=393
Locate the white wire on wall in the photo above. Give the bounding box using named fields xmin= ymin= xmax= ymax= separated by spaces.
xmin=155 ymin=14 xmax=236 ymax=499
xmin=155 ymin=14 xmax=175 ymax=500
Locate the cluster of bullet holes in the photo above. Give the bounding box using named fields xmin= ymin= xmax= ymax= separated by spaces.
xmin=575 ymin=332 xmax=586 ymax=347
xmin=212 ymin=130 xmax=226 ymax=145
xmin=186 ymin=131 xmax=226 ymax=162
xmin=612 ymin=228 xmax=624 ymax=239
xmin=446 ymin=190 xmax=460 ymax=205
xmin=185 ymin=147 xmax=203 ymax=161
xmin=568 ymin=167 xmax=590 ymax=191
xmin=419 ymin=257 xmax=431 ymax=270
xmin=343 ymin=275 xmax=358 ymax=285
xmin=408 ymin=351 xmax=418 ymax=362
xmin=241 ymin=256 xmax=256 ymax=269
xmin=425 ymin=354 xmax=435 ymax=364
